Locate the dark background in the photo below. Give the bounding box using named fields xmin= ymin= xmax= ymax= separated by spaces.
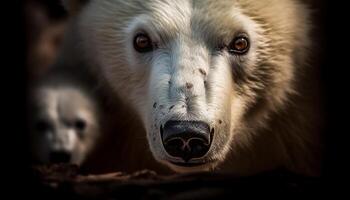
xmin=4 ymin=0 xmax=348 ymax=195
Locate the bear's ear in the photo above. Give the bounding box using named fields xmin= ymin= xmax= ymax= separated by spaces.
xmin=62 ymin=0 xmax=89 ymax=15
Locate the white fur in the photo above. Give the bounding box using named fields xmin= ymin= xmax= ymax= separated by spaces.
xmin=50 ymin=0 xmax=321 ymax=175
xmin=30 ymin=86 xmax=99 ymax=165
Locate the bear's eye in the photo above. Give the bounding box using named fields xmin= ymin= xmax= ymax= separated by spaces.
xmin=74 ymin=119 xmax=86 ymax=131
xmin=133 ymin=33 xmax=153 ymax=53
xmin=35 ymin=120 xmax=51 ymax=133
xmin=228 ymin=35 xmax=250 ymax=54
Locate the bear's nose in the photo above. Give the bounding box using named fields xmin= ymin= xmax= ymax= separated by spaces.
xmin=49 ymin=150 xmax=72 ymax=163
xmin=161 ymin=120 xmax=213 ymax=162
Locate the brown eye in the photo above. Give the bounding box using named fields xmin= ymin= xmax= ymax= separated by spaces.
xmin=229 ymin=36 xmax=250 ymax=54
xmin=133 ymin=33 xmax=153 ymax=53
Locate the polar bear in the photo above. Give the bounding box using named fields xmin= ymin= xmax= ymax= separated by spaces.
xmin=28 ymin=77 xmax=100 ymax=165
xmin=33 ymin=0 xmax=323 ymax=175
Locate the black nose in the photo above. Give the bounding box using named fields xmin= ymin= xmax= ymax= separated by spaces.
xmin=49 ymin=151 xmax=72 ymax=163
xmin=161 ymin=120 xmax=213 ymax=162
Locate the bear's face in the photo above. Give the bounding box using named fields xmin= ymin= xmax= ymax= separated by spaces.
xmin=78 ymin=0 xmax=309 ymax=172
xmin=29 ymin=86 xmax=99 ymax=165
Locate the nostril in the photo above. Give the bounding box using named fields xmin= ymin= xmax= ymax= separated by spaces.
xmin=49 ymin=151 xmax=71 ymax=163
xmin=164 ymin=138 xmax=186 ymax=158
xmin=188 ymin=138 xmax=210 ymax=158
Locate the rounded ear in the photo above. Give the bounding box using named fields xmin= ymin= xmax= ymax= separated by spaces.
xmin=61 ymin=0 xmax=89 ymax=14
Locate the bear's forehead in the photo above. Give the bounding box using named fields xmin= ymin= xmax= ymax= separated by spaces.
xmin=143 ymin=0 xmax=242 ymax=28
xmin=86 ymin=0 xmax=266 ymax=46
xmin=34 ymin=87 xmax=95 ymax=121
xmin=123 ymin=0 xmax=246 ymax=43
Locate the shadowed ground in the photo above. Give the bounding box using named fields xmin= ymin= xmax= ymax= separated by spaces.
xmin=30 ymin=164 xmax=325 ymax=199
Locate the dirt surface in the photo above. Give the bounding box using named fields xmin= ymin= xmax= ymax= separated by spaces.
xmin=29 ymin=164 xmax=325 ymax=199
